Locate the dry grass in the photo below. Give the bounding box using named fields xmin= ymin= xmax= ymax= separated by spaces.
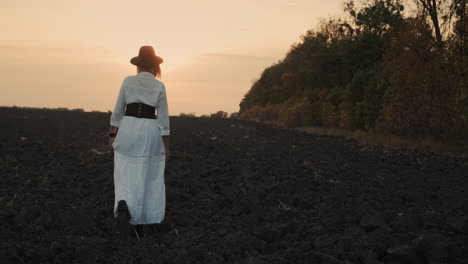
xmin=298 ymin=126 xmax=467 ymax=156
xmin=296 ymin=126 xmax=354 ymax=138
xmin=260 ymin=120 xmax=467 ymax=156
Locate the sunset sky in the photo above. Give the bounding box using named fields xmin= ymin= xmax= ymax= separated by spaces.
xmin=1 ymin=0 xmax=344 ymax=115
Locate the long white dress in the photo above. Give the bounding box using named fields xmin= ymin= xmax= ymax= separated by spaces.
xmin=110 ymin=71 xmax=170 ymax=225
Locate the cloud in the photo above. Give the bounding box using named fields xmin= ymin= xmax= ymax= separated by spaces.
xmin=164 ymin=51 xmax=276 ymax=84
xmin=214 ymin=26 xmax=250 ymax=32
xmin=0 ymin=44 xmax=122 ymax=67
xmin=201 ymin=52 xmax=275 ymax=61
xmin=0 ymin=0 xmax=66 ymax=9
xmin=0 ymin=44 xmax=117 ymax=56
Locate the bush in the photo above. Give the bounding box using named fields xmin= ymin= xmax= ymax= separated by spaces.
xmin=210 ymin=111 xmax=228 ymax=119
xmin=179 ymin=112 xmax=196 ymax=117
xmin=229 ymin=112 xmax=239 ymax=119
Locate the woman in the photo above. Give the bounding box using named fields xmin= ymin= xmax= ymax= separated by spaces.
xmin=109 ymin=46 xmax=170 ymax=239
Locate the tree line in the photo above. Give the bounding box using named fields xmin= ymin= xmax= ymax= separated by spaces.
xmin=239 ymin=0 xmax=467 ymax=148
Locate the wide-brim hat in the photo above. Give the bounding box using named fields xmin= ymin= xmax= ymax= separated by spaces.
xmin=130 ymin=46 xmax=164 ymax=68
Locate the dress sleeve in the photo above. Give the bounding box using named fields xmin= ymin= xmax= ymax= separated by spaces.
xmin=157 ymin=84 xmax=170 ymax=136
xmin=110 ymin=78 xmax=127 ymax=127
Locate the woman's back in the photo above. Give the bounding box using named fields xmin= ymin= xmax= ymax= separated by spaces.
xmin=110 ymin=71 xmax=170 ymax=158
xmin=123 ymin=72 xmax=165 ymax=108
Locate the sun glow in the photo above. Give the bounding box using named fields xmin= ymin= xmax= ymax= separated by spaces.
xmin=0 ymin=0 xmax=344 ymax=114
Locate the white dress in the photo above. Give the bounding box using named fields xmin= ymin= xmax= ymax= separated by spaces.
xmin=110 ymin=71 xmax=170 ymax=225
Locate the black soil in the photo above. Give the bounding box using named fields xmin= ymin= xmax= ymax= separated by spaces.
xmin=1 ymin=107 xmax=467 ymax=264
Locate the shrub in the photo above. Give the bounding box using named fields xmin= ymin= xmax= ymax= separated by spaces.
xmin=229 ymin=112 xmax=239 ymax=119
xmin=180 ymin=112 xmax=196 ymax=117
xmin=210 ymin=111 xmax=228 ymax=119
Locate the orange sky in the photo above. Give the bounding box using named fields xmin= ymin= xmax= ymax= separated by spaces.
xmin=0 ymin=0 xmax=344 ymax=115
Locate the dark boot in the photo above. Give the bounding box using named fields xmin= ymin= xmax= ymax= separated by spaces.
xmin=116 ymin=200 xmax=131 ymax=241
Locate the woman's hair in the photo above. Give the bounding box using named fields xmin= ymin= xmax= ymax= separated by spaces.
xmin=137 ymin=65 xmax=161 ymax=78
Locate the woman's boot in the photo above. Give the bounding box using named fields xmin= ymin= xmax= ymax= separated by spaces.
xmin=116 ymin=200 xmax=130 ymax=241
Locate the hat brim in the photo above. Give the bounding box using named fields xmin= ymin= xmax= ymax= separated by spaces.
xmin=130 ymin=55 xmax=164 ymax=67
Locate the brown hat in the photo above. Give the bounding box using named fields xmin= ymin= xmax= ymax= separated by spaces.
xmin=130 ymin=46 xmax=164 ymax=68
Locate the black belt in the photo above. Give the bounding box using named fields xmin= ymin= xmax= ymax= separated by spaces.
xmin=125 ymin=103 xmax=156 ymax=119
